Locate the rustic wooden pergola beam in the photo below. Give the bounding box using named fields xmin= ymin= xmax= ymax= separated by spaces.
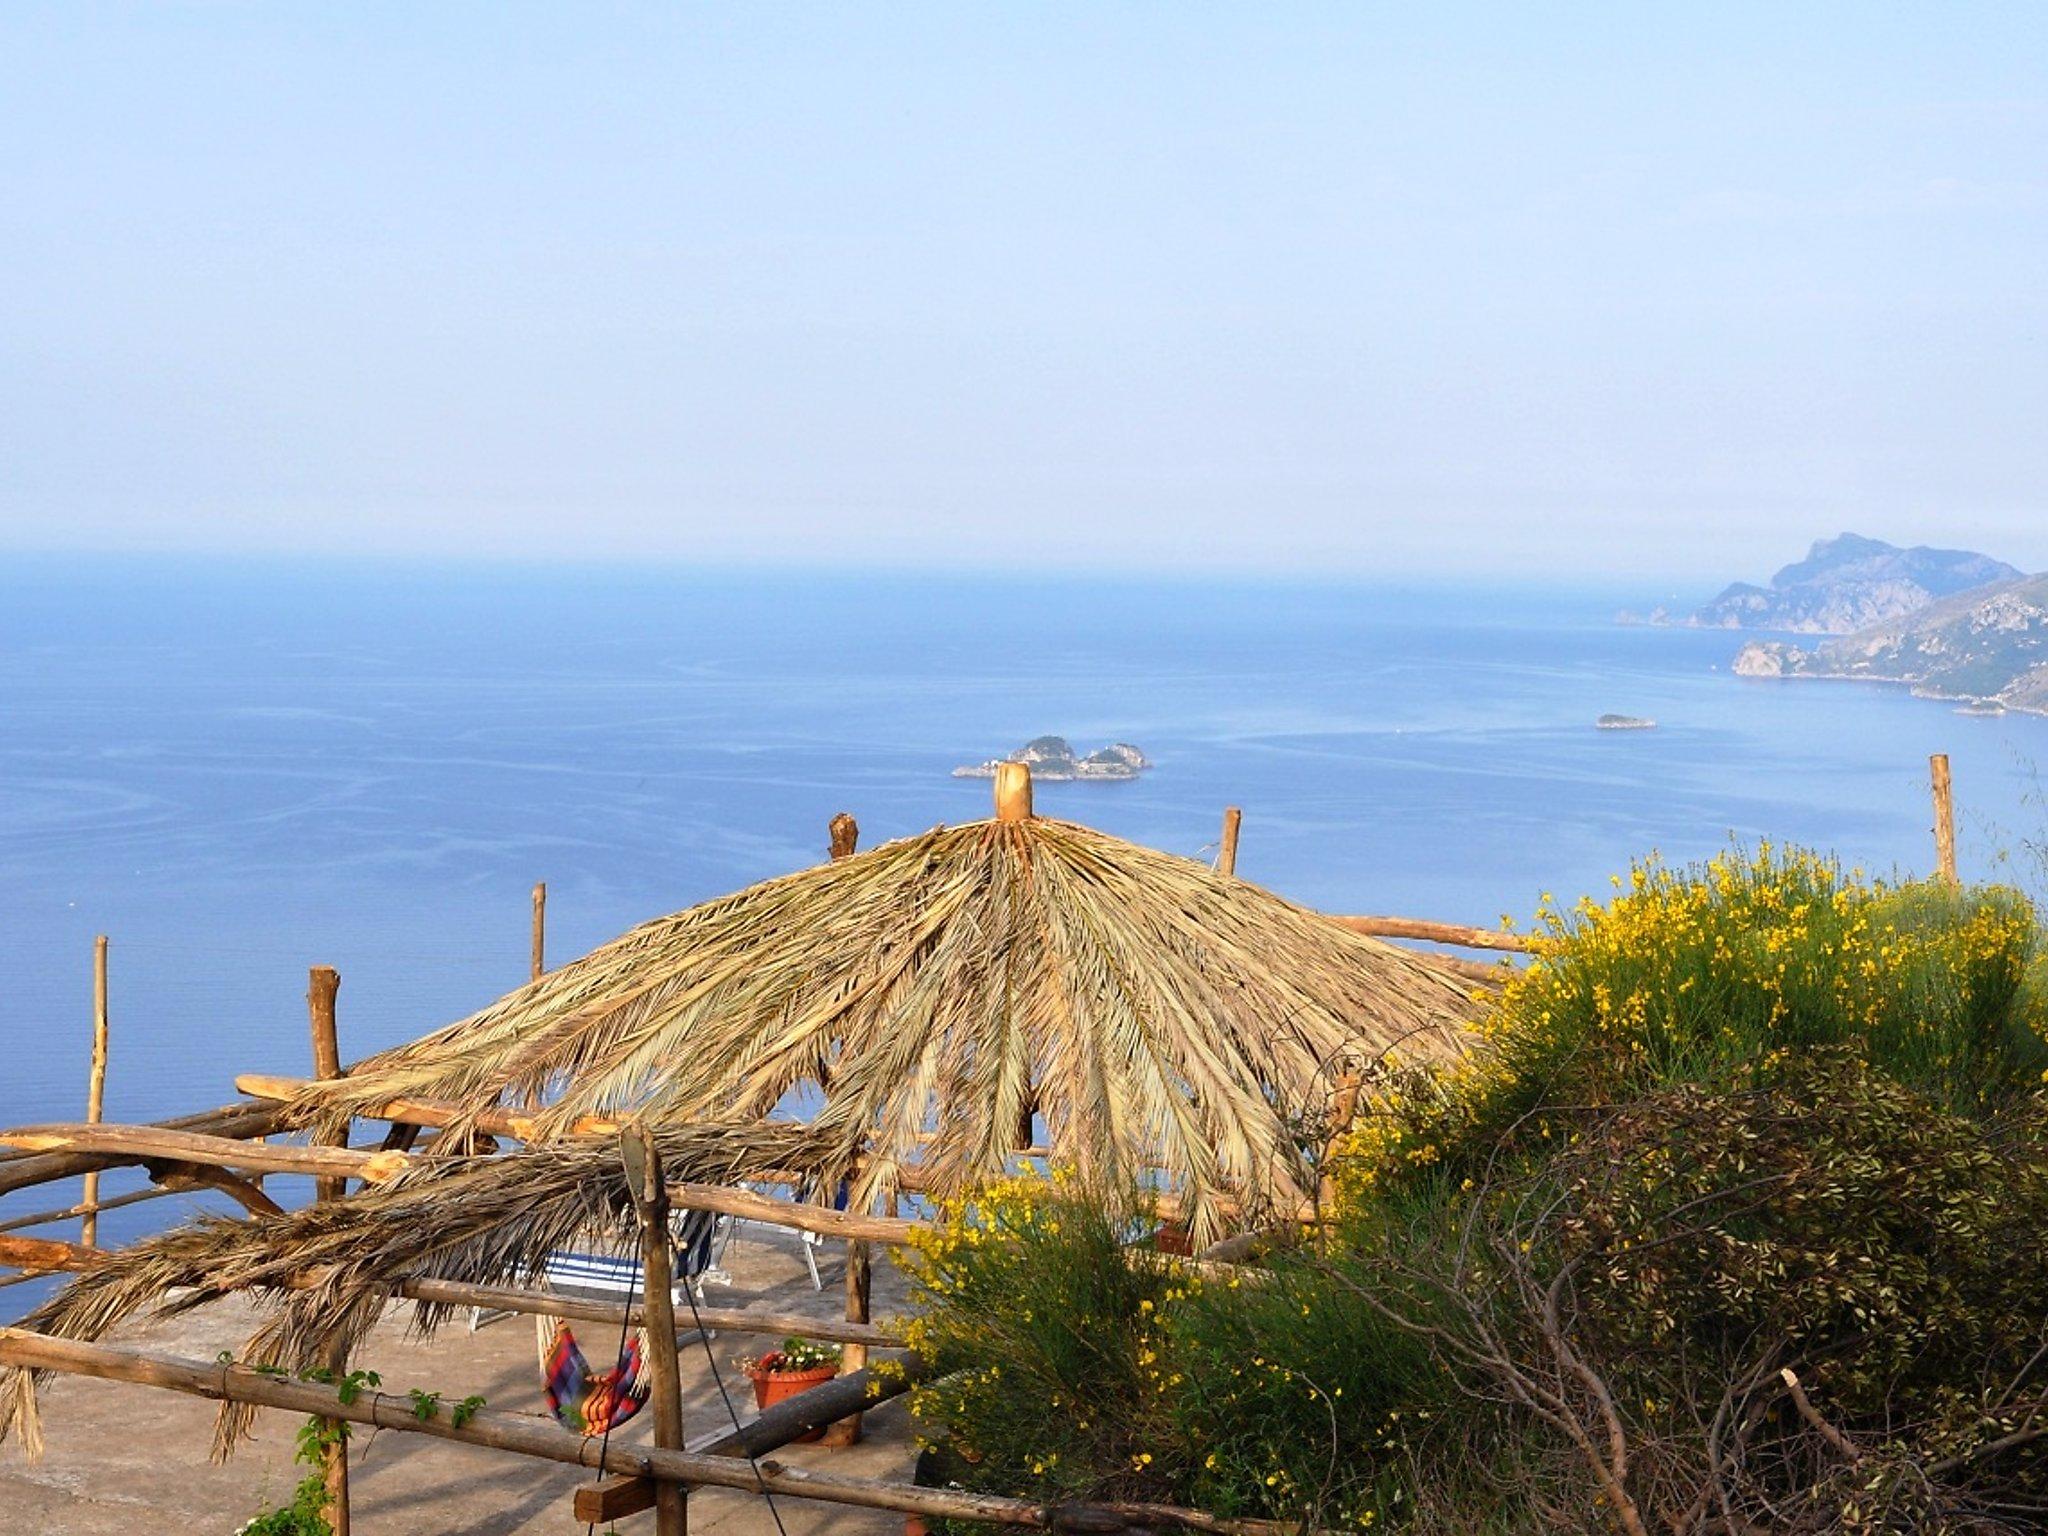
xmin=226 ymin=1079 xmax=1306 ymax=1225
xmin=0 ymin=1329 xmax=1316 ymax=1535
xmin=142 ymin=1163 xmax=285 ymax=1219
xmin=0 ymin=1125 xmax=410 ymax=1186
xmin=0 ymin=1101 xmax=285 ymax=1197
xmin=667 ymin=1182 xmax=922 ymax=1244
xmin=0 ymin=1230 xmax=906 ymax=1348
xmin=0 ymin=1231 xmax=98 ymax=1274
xmin=1328 ymin=914 xmax=1533 ymax=953
xmin=233 ymin=1074 xmax=626 ymax=1142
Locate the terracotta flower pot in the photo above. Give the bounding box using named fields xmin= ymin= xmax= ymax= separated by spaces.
xmin=745 ymin=1360 xmax=840 ymax=1441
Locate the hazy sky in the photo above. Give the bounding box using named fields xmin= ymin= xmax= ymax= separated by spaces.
xmin=3 ymin=4 xmax=2044 ymax=578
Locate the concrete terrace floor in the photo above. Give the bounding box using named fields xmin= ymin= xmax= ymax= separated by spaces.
xmin=0 ymin=1233 xmax=918 ymax=1536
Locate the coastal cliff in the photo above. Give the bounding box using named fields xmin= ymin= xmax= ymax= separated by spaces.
xmin=1735 ymin=574 xmax=2048 ymax=715
xmin=1687 ymin=533 xmax=2020 ymax=634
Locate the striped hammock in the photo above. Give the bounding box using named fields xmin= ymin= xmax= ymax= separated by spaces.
xmin=540 ymin=1317 xmax=647 ymax=1436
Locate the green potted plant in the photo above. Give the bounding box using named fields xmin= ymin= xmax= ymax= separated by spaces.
xmin=740 ymin=1336 xmax=842 ymax=1439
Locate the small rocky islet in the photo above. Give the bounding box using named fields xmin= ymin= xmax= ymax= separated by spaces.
xmin=953 ymin=735 xmax=1152 ymax=782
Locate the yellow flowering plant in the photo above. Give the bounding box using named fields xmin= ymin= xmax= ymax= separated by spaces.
xmin=1339 ymin=843 xmax=2047 ymax=1207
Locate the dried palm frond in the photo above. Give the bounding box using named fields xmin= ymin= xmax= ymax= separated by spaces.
xmin=286 ymin=814 xmax=1477 ymax=1239
xmin=0 ymin=1119 xmax=840 ymax=1460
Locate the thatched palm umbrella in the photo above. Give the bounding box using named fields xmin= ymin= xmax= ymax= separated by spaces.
xmin=292 ymin=767 xmax=1476 ymax=1239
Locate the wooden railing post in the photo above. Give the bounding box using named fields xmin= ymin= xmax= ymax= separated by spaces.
xmin=829 ymin=812 xmax=859 ymax=860
xmin=531 ymin=881 xmax=547 ymax=982
xmin=820 ymin=1235 xmax=872 ymax=1447
xmin=623 ymin=1123 xmax=688 ymax=1536
xmin=81 ymin=936 xmax=110 ymax=1248
xmin=825 ymin=809 xmax=868 ymax=1445
xmin=307 ymin=965 xmax=349 ymax=1535
xmin=1218 ymin=807 xmax=1243 ymax=877
xmin=1931 ymin=753 xmax=1958 ymax=886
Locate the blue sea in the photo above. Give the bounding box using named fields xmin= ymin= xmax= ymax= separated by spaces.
xmin=5 ymin=556 xmax=2047 ymax=1302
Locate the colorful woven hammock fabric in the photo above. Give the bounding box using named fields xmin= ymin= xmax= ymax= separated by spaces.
xmin=541 ymin=1318 xmax=648 ymax=1435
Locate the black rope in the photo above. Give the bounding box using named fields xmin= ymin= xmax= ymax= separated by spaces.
xmin=578 ymin=1220 xmax=795 ymax=1536
xmin=683 ymin=1257 xmax=794 ymax=1536
xmin=582 ymin=1251 xmax=642 ymax=1536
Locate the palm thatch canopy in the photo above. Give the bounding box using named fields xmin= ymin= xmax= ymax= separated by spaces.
xmin=290 ymin=808 xmax=1476 ymax=1236
xmin=1 ymin=1121 xmax=841 ymax=1459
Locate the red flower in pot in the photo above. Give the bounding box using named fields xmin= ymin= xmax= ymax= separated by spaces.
xmin=740 ymin=1337 xmax=842 ymax=1442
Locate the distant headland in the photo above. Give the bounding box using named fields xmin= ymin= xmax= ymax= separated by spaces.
xmin=1734 ymin=574 xmax=2048 ymax=717
xmin=1625 ymin=532 xmax=2048 ymax=718
xmin=954 ymin=736 xmax=1152 ymax=782
xmin=1619 ymin=533 xmax=2021 ymax=635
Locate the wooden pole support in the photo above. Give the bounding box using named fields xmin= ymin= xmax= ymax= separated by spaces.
xmin=829 ymin=812 xmax=859 ymax=859
xmin=821 ymin=1237 xmax=873 ymax=1447
xmin=993 ymin=761 xmax=1033 ymax=822
xmin=306 ymin=964 xmax=349 ymax=1536
xmin=1218 ymin=808 xmax=1243 ymax=877
xmin=82 ymin=936 xmax=110 ymax=1248
xmin=531 ymin=881 xmax=547 ymax=982
xmin=623 ymin=1124 xmax=688 ymax=1536
xmin=1931 ymin=753 xmax=1958 ymax=886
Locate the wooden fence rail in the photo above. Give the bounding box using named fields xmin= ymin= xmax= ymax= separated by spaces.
xmin=0 ymin=1231 xmax=905 ymax=1348
xmin=0 ymin=1328 xmax=1313 ymax=1536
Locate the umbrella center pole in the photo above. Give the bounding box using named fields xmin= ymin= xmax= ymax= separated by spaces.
xmin=993 ymin=761 xmax=1033 ymax=822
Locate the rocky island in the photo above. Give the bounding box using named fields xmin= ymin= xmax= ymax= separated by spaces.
xmin=1735 ymin=573 xmax=2048 ymax=717
xmin=1686 ymin=533 xmax=2020 ymax=634
xmin=953 ymin=735 xmax=1152 ymax=782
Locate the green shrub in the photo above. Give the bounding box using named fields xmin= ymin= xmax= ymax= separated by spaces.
xmin=1344 ymin=845 xmax=2047 ymax=1209
xmin=904 ymin=848 xmax=2048 ymax=1533
xmin=904 ymin=1177 xmax=1170 ymax=1508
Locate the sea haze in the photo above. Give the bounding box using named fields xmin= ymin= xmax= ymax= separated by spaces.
xmin=4 ymin=555 xmax=2047 ymax=1284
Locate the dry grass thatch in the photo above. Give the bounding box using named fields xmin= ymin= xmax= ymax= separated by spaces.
xmin=0 ymin=1119 xmax=839 ymax=1460
xmin=288 ymin=814 xmax=1478 ymax=1236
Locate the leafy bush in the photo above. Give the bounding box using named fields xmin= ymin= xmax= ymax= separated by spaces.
xmin=1343 ymin=1056 xmax=2048 ymax=1532
xmin=905 ymin=848 xmax=2048 ymax=1534
xmin=904 ymin=1176 xmax=1174 ymax=1509
xmin=1346 ymin=845 xmax=2047 ymax=1205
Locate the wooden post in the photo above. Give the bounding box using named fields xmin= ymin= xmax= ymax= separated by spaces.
xmin=530 ymin=881 xmax=547 ymax=981
xmin=1218 ymin=807 xmax=1243 ymax=877
xmin=830 ymin=812 xmax=859 ymax=859
xmin=1315 ymin=1068 xmax=1363 ymax=1213
xmin=81 ymin=936 xmax=110 ymax=1248
xmin=623 ymin=1124 xmax=687 ymax=1536
xmin=307 ymin=968 xmax=347 ymax=1202
xmin=819 ymin=1237 xmax=872 ymax=1447
xmin=993 ymin=761 xmax=1033 ymax=822
xmin=306 ymin=965 xmax=349 ymax=1535
xmin=1931 ymin=753 xmax=1958 ymax=887
xmin=822 ymin=804 xmax=875 ymax=1448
